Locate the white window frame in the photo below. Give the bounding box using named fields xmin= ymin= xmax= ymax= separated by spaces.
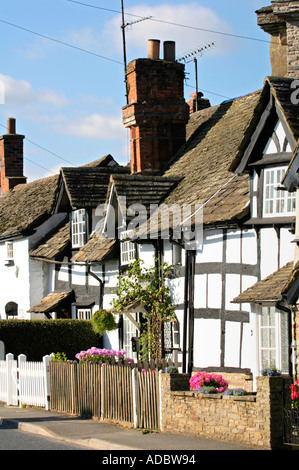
xmin=5 ymin=242 xmax=14 ymax=260
xmin=120 ymin=230 xmax=136 ymax=266
xmin=258 ymin=306 xmax=289 ymax=374
xmin=123 ymin=312 xmax=139 ymax=360
xmin=263 ymin=166 xmax=296 ymax=217
xmin=71 ymin=209 xmax=86 ymax=248
xmin=77 ymin=308 xmax=92 ymax=320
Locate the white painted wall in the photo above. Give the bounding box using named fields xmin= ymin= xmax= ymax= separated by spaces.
xmin=193 ymin=318 xmax=221 ymax=367
xmin=260 ymin=227 xmax=278 ymax=278
xmin=196 ymin=229 xmax=223 ymax=263
xmin=138 ymin=244 xmax=156 ymax=268
xmin=0 ymin=238 xmax=30 ymax=319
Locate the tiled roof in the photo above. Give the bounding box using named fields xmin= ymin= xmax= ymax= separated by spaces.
xmin=28 ymin=290 xmax=73 ymax=313
xmin=60 ymin=166 xmax=129 ymax=210
xmin=110 ymin=173 xmax=182 ymax=213
xmin=233 ymin=261 xmax=294 ymax=303
xmin=0 ymin=175 xmax=59 ymax=239
xmin=71 ymin=235 xmax=116 ymax=263
xmin=0 ymin=156 xmax=117 ymax=240
xmin=143 ymin=90 xmax=263 ymax=233
xmin=29 ymin=221 xmax=70 ymax=260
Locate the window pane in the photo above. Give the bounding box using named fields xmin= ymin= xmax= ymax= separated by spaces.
xmin=72 ymin=209 xmax=86 ymax=248
xmin=263 ymin=167 xmax=296 ymax=217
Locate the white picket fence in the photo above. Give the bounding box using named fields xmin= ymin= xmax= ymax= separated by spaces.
xmin=0 ymin=353 xmax=51 ymax=410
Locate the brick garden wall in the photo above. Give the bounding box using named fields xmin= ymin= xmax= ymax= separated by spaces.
xmin=159 ymin=373 xmax=291 ymax=450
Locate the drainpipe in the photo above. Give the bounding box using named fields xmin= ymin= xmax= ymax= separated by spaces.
xmin=87 ymin=264 xmax=104 ymax=309
xmin=182 ymin=249 xmax=195 ymax=374
xmin=276 ymin=297 xmax=294 ymax=380
xmin=182 ymin=250 xmax=189 ymax=373
xmin=187 ymin=250 xmax=195 ymax=375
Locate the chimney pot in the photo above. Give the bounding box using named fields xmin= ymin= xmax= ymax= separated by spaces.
xmin=163 ymin=41 xmax=176 ymax=62
xmin=148 ymin=39 xmax=160 ymax=60
xmin=7 ymin=118 xmax=16 ymax=135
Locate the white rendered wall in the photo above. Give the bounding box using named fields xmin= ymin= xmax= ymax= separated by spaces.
xmin=193 ymin=318 xmax=221 ymax=367
xmin=0 ymin=238 xmax=30 ymax=319
xmin=196 ymin=229 xmax=223 ymax=263
xmin=138 ymin=244 xmax=155 ymax=268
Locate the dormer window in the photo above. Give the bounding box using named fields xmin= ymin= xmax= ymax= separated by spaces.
xmin=120 ymin=230 xmax=136 ymax=266
xmin=71 ymin=209 xmax=86 ymax=248
xmin=263 ymin=166 xmax=296 ymax=217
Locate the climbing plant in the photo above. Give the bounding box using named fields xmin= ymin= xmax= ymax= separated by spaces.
xmin=111 ymin=259 xmax=176 ymax=361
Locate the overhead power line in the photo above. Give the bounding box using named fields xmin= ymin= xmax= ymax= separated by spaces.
xmin=66 ymin=0 xmax=272 ymax=45
xmin=0 ymin=19 xmax=123 ymax=65
xmin=0 ymin=122 xmax=76 ymax=169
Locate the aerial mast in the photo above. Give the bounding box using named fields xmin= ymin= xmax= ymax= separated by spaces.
xmin=177 ymin=43 xmax=214 ymax=111
xmin=120 ymin=1 xmax=152 ymax=104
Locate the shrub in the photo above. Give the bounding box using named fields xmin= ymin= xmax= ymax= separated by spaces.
xmin=164 ymin=366 xmax=178 ymax=374
xmin=224 ymin=388 xmax=248 ymax=396
xmin=0 ymin=319 xmax=101 ymax=361
xmin=50 ymin=352 xmax=67 ymax=362
xmin=198 ymin=386 xmax=217 ymax=394
xmin=261 ymin=367 xmax=281 ymax=376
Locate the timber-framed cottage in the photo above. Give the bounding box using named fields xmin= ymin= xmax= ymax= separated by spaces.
xmin=1 ymin=1 xmax=299 ymax=390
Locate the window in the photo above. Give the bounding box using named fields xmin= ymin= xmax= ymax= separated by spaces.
xmin=71 ymin=209 xmax=86 ymax=248
xmin=259 ymin=306 xmax=289 ymax=374
xmin=5 ymin=242 xmax=13 ymax=260
xmin=123 ymin=313 xmax=139 ymax=360
xmin=172 ymin=244 xmax=182 ymax=265
xmin=120 ymin=230 xmax=136 ymax=265
xmin=77 ymin=308 xmax=92 ymax=320
xmin=263 ymin=167 xmax=296 ymax=217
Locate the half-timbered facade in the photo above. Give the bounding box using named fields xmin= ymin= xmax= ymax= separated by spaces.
xmin=2 ymin=0 xmax=299 ymax=389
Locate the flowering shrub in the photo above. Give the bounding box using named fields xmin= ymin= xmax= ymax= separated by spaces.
xmin=261 ymin=368 xmax=281 ymax=376
xmin=75 ymin=347 xmax=133 ymax=364
xmin=189 ymin=372 xmax=228 ymax=393
xmin=164 ymin=366 xmax=178 ymax=374
xmin=291 ymin=379 xmax=299 ymax=409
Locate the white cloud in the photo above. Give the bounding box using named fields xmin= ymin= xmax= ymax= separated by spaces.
xmin=0 ymin=74 xmax=68 ymax=108
xmin=67 ymin=26 xmax=102 ymax=51
xmin=52 ymin=113 xmax=126 ymax=140
xmin=103 ymin=2 xmax=235 ymax=60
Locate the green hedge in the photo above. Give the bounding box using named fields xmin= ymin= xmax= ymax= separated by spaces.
xmin=0 ymin=319 xmax=102 ymax=361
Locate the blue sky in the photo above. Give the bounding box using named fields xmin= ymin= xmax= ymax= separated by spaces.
xmin=0 ymin=0 xmax=271 ymax=182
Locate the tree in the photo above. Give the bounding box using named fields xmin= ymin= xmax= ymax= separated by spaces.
xmin=112 ymin=259 xmax=176 ymax=360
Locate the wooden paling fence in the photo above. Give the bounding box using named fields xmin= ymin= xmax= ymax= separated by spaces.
xmin=49 ymin=358 xmax=176 ymax=430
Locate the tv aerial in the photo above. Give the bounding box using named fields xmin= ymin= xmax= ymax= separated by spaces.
xmin=177 ymin=43 xmax=215 ymax=111
xmin=120 ymin=0 xmax=153 ymax=104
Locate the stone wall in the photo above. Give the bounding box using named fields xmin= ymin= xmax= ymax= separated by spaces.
xmin=160 ymin=373 xmax=291 ymax=450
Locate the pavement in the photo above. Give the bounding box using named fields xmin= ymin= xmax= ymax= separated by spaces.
xmin=0 ymin=403 xmax=259 ymax=451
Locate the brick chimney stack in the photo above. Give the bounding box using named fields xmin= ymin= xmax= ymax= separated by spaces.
xmin=0 ymin=118 xmax=26 ymax=195
xmin=256 ymin=1 xmax=299 ymax=78
xmin=122 ymin=40 xmax=190 ymax=174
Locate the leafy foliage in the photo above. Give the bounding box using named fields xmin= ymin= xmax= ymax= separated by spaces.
xmin=91 ymin=309 xmax=118 ymax=336
xmin=112 ymin=259 xmax=176 ymax=360
xmin=0 ymin=319 xmax=101 ymax=361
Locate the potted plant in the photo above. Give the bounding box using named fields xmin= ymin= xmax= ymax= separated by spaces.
xmin=91 ymin=309 xmax=118 ymax=336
